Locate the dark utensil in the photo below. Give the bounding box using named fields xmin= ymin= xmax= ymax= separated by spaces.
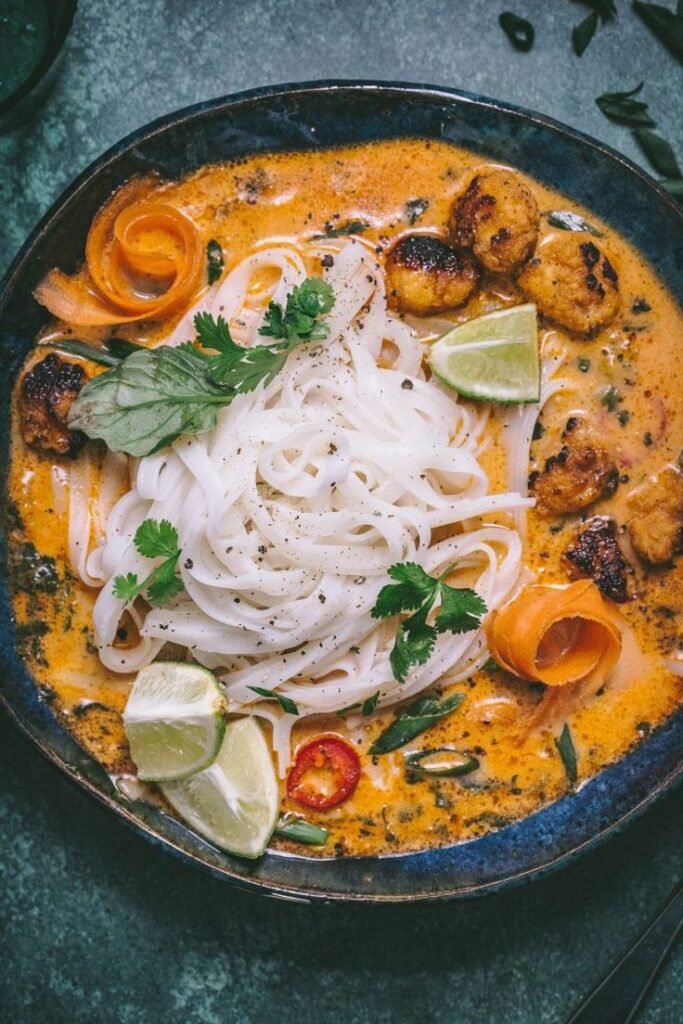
xmin=565 ymin=881 xmax=683 ymax=1023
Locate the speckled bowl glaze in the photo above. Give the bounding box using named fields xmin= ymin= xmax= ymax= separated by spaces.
xmin=0 ymin=82 xmax=681 ymax=903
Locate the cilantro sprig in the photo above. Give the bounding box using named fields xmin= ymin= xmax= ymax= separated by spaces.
xmin=67 ymin=278 xmax=335 ymax=457
xmin=113 ymin=519 xmax=183 ymax=606
xmin=371 ymin=562 xmax=487 ymax=684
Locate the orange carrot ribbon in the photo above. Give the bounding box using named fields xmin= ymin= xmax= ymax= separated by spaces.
xmin=485 ymin=580 xmax=623 ymax=728
xmin=34 ymin=178 xmax=204 ymax=326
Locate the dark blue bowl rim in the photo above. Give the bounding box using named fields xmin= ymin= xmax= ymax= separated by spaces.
xmin=1 ymin=79 xmax=681 ymax=904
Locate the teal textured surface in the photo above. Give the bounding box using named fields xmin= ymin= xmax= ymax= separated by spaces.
xmin=0 ymin=2 xmax=681 ymax=1021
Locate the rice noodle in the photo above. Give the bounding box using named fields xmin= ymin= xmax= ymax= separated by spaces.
xmin=82 ymin=240 xmax=538 ymax=772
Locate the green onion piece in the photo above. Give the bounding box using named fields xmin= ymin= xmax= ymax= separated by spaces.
xmin=105 ymin=337 xmax=144 ymax=359
xmin=546 ymin=211 xmax=603 ymax=237
xmin=555 ymin=723 xmax=578 ymax=786
xmin=404 ymin=746 xmax=480 ymax=778
xmin=274 ymin=815 xmax=329 ymax=846
xmin=41 ymin=340 xmax=121 ymax=367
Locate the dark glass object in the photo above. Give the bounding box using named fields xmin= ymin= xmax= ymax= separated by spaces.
xmin=0 ymin=0 xmax=76 ymax=116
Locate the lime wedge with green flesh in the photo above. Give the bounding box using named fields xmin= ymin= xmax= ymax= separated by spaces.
xmin=123 ymin=662 xmax=226 ymax=782
xmin=161 ymin=717 xmax=280 ymax=858
xmin=428 ymin=303 xmax=540 ymax=403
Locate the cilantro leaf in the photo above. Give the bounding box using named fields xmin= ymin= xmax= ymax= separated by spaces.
xmin=371 ymin=562 xmax=488 ymax=684
xmin=362 ymin=692 xmax=380 ymax=716
xmin=371 ymin=562 xmax=438 ymax=618
xmin=259 ymin=278 xmax=335 ymax=344
xmin=134 ymin=518 xmax=180 ymax=560
xmin=436 ymin=586 xmax=487 ymax=635
xmin=112 ymin=572 xmax=142 ymax=602
xmin=248 ymin=686 xmax=299 ymax=716
xmin=113 ymin=518 xmax=182 ymax=607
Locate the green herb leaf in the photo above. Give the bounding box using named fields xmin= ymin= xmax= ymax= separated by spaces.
xmin=112 ymin=571 xmax=141 ymax=602
xmin=112 ymin=518 xmax=182 ymax=606
xmin=68 ymin=281 xmax=335 ymax=457
xmin=67 ymin=345 xmax=231 ymax=457
xmin=546 ymin=211 xmax=603 ymax=236
xmin=601 ymin=384 xmax=621 ymax=411
xmin=499 ymin=11 xmax=535 ymax=51
xmin=259 ymin=278 xmax=335 ymax=345
xmin=633 ymin=128 xmax=683 ymax=179
xmin=313 ymin=219 xmax=369 ymax=239
xmin=274 ymin=814 xmax=329 ymax=845
xmin=372 ymin=562 xmax=487 ymax=684
xmin=555 ymin=723 xmax=578 ymax=785
xmin=42 ymin=340 xmax=121 ymax=367
xmin=248 ymin=686 xmax=299 ymax=716
xmin=573 ymin=9 xmax=599 ymax=54
xmin=633 ymin=0 xmax=683 ymax=64
xmin=207 ymin=239 xmax=224 ymax=285
xmin=134 ymin=518 xmax=180 ymax=560
xmin=105 ymin=338 xmax=144 ymax=360
xmin=596 ymin=82 xmax=656 ymax=127
xmin=369 ymin=693 xmax=465 ymax=755
xmin=435 ymin=586 xmax=487 ymax=635
xmin=362 ymin=691 xmax=380 ymax=716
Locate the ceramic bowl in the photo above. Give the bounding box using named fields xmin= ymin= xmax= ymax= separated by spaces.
xmin=1 ymin=81 xmax=681 ymax=903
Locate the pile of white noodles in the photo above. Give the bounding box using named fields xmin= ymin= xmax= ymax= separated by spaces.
xmin=65 ymin=239 xmax=560 ymax=773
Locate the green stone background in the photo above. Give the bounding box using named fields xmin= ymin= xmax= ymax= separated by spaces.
xmin=1 ymin=2 xmax=681 ymax=1021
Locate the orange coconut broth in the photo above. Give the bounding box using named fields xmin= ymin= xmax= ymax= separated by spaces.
xmin=9 ymin=138 xmax=683 ymax=857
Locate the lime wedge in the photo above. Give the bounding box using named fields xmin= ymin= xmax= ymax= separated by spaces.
xmin=123 ymin=662 xmax=227 ymax=782
xmin=428 ymin=303 xmax=540 ymax=403
xmin=161 ymin=718 xmax=279 ymax=858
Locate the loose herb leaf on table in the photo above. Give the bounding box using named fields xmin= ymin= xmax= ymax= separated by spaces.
xmin=596 ymin=82 xmax=656 ymax=126
xmin=633 ymin=0 xmax=683 ymax=64
xmin=572 ymin=0 xmax=617 ymax=55
xmin=67 ymin=279 xmax=335 ymax=457
xmin=371 ymin=562 xmax=487 ymax=684
xmin=369 ymin=693 xmax=466 ymax=755
xmin=499 ymin=12 xmax=535 ymax=52
xmin=633 ymin=127 xmax=683 ymax=179
xmin=113 ymin=518 xmax=183 ymax=606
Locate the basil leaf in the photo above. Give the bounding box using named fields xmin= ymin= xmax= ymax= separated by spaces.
xmin=274 ymin=815 xmax=329 ymax=845
xmin=499 ymin=12 xmax=535 ymax=51
xmin=42 ymin=340 xmax=121 ymax=367
xmin=546 ymin=210 xmax=603 ymax=236
xmin=369 ymin=692 xmax=465 ymax=755
xmin=207 ymin=239 xmax=224 ymax=285
xmin=633 ymin=1 xmax=683 ymax=64
xmin=573 ymin=9 xmax=599 ymax=55
xmin=555 ymin=723 xmax=578 ymax=786
xmin=106 ymin=337 xmax=144 ymax=360
xmin=595 ymin=82 xmax=656 ymax=127
xmin=633 ymin=127 xmax=682 ymax=179
xmin=67 ymin=346 xmax=232 ymax=457
xmin=248 ymin=686 xmax=299 ymax=716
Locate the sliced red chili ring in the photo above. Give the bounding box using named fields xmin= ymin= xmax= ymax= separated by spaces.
xmin=286 ymin=734 xmax=361 ymax=810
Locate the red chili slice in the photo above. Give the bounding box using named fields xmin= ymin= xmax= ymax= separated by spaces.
xmin=287 ymin=735 xmax=361 ymax=810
